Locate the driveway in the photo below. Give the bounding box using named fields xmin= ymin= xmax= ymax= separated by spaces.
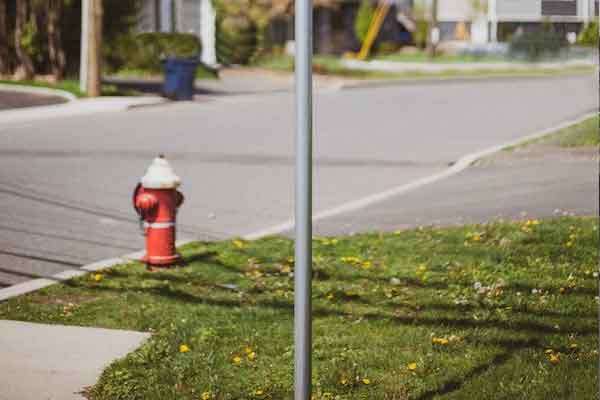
xmin=0 ymin=89 xmax=67 ymax=110
xmin=0 ymin=74 xmax=596 ymax=287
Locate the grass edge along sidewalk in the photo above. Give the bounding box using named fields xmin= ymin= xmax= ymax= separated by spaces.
xmin=0 ymin=216 xmax=597 ymax=400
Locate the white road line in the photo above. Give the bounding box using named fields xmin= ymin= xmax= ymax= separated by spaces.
xmin=0 ymin=110 xmax=596 ymax=302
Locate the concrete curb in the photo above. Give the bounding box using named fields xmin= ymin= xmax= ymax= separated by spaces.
xmin=0 ymin=241 xmax=189 ymax=302
xmin=0 ymin=111 xmax=596 ymax=302
xmin=0 ymin=82 xmax=77 ymax=102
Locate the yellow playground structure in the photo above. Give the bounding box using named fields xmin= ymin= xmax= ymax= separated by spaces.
xmin=353 ymin=0 xmax=392 ymax=60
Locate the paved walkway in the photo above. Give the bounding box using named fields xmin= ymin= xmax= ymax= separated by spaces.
xmin=0 ymin=320 xmax=149 ymax=400
xmin=105 ymin=67 xmax=346 ymax=97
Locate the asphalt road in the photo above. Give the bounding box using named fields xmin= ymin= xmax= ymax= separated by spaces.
xmin=0 ymin=74 xmax=596 ymax=287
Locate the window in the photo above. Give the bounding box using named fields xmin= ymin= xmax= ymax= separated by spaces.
xmin=541 ymin=0 xmax=577 ymax=16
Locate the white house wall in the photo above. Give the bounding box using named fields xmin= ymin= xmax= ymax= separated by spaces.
xmin=496 ymin=0 xmax=542 ymax=21
xmin=437 ymin=0 xmax=474 ymax=21
xmin=180 ymin=0 xmax=202 ymax=36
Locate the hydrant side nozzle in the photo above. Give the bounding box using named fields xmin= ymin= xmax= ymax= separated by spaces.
xmin=135 ymin=193 xmax=158 ymax=212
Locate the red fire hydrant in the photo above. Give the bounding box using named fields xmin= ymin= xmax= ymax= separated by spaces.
xmin=133 ymin=155 xmax=184 ymax=268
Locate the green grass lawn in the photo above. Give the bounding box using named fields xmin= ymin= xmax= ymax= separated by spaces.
xmin=253 ymin=54 xmax=593 ymax=81
xmin=537 ymin=114 xmax=599 ymax=147
xmin=1 ymin=218 xmax=598 ymax=399
xmin=375 ymin=52 xmax=506 ymax=64
xmin=0 ymin=78 xmax=143 ymax=98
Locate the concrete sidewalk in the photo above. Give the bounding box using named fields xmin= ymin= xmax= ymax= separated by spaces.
xmin=0 ymin=320 xmax=149 ymax=400
xmin=314 ymin=140 xmax=599 ymax=236
xmin=105 ymin=67 xmax=346 ymax=97
xmin=0 ymin=96 xmax=165 ymax=126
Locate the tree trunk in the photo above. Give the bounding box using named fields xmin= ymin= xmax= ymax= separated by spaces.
xmin=47 ymin=0 xmax=66 ymax=80
xmin=14 ymin=0 xmax=35 ymax=79
xmin=0 ymin=0 xmax=10 ymax=75
xmin=87 ymin=0 xmax=102 ymax=97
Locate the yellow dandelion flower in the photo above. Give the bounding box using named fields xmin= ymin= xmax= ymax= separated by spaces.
xmin=339 ymin=376 xmax=349 ymax=385
xmin=233 ymin=240 xmax=245 ymax=249
xmin=247 ymin=352 xmax=257 ymax=361
xmin=244 ymin=346 xmax=253 ymax=354
xmin=548 ymin=353 xmax=560 ymax=365
xmin=472 ymin=235 xmax=481 ymax=241
xmin=407 ymin=362 xmax=417 ymax=371
xmin=565 ymin=241 xmax=573 ymax=248
xmin=559 ymin=287 xmax=566 ymax=295
xmin=93 ymin=274 xmax=102 ymax=282
xmin=432 ymin=337 xmax=450 ymax=346
xmin=281 ymin=265 xmax=292 ymax=274
xmin=179 ymin=344 xmax=190 ymax=353
xmin=569 ymin=344 xmax=578 ymax=350
xmin=326 ymin=293 xmax=335 ymax=300
xmin=232 ymin=355 xmax=242 ymax=365
xmin=330 ymin=239 xmax=339 ymax=245
xmin=255 ymin=389 xmax=264 ymax=395
xmin=361 ymin=261 xmax=372 ymax=269
xmin=201 ymin=391 xmax=211 ymax=400
xmin=362 ymin=378 xmax=371 ymax=385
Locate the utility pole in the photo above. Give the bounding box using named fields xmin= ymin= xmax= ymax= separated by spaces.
xmin=294 ymin=0 xmax=313 ymax=395
xmin=80 ymin=0 xmax=89 ymax=93
xmin=87 ymin=0 xmax=102 ymax=97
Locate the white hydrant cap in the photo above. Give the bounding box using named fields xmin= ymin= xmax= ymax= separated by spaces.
xmin=140 ymin=155 xmax=181 ymax=189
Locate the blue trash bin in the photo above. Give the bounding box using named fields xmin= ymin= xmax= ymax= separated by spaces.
xmin=161 ymin=58 xmax=199 ymax=101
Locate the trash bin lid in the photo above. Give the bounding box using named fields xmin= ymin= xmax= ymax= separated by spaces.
xmin=141 ymin=155 xmax=181 ymax=189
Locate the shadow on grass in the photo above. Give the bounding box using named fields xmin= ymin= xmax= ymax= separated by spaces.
xmin=59 ymin=271 xmax=597 ymax=399
xmin=64 ymin=277 xmax=597 ymax=337
xmin=415 ymin=336 xmax=545 ymax=400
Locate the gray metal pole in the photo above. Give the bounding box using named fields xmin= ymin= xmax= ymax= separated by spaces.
xmin=79 ymin=0 xmax=89 ymax=93
xmin=294 ymin=0 xmax=313 ymax=394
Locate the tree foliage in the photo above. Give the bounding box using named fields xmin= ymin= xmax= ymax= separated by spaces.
xmin=354 ymin=0 xmax=375 ymax=44
xmin=577 ymin=19 xmax=599 ymax=47
xmin=2 ymin=0 xmax=140 ymax=80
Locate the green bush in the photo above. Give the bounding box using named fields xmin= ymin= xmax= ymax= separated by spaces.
xmin=509 ymin=27 xmax=567 ymax=61
xmin=414 ymin=19 xmax=429 ymax=49
xmin=216 ymin=14 xmax=258 ymax=65
xmin=354 ymin=0 xmax=375 ymax=44
xmin=105 ymin=32 xmax=202 ymax=73
xmin=577 ymin=20 xmax=599 ymax=47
